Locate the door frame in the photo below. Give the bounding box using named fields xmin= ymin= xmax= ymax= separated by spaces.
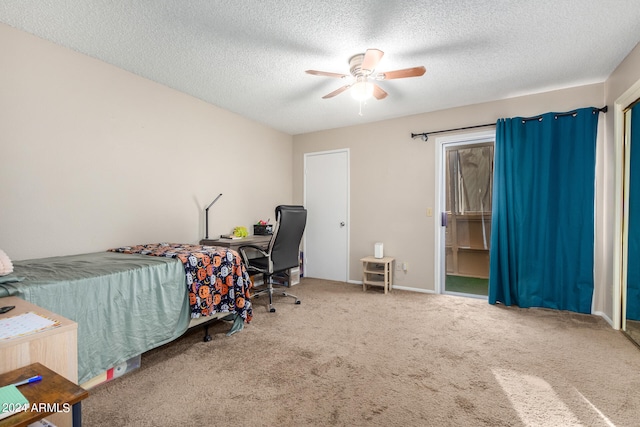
xmin=303 ymin=148 xmax=350 ymax=282
xmin=614 ymin=77 xmax=640 ymax=330
xmin=434 ymin=130 xmax=496 ymax=295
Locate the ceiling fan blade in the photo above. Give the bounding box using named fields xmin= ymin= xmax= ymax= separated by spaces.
xmin=306 ymin=70 xmax=348 ymax=79
xmin=379 ymin=66 xmax=426 ymax=80
xmin=322 ymin=85 xmax=351 ymax=99
xmin=361 ymin=49 xmax=384 ymax=73
xmin=372 ymin=84 xmax=388 ymax=100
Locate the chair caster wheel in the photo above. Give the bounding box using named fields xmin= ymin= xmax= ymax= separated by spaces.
xmin=269 ymin=307 xmax=276 ymax=313
xmin=295 ymin=300 xmax=301 ymax=305
xmin=203 ymin=335 xmax=212 ymax=342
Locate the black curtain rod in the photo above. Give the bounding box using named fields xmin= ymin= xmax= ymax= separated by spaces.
xmin=521 ymin=106 xmax=608 ymax=123
xmin=411 ymin=106 xmax=608 ymax=141
xmin=411 ymin=123 xmax=495 ymax=141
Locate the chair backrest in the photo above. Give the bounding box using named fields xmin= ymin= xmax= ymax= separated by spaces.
xmin=269 ymin=205 xmax=307 ymax=272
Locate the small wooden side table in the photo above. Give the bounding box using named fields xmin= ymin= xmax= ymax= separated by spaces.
xmin=361 ymin=256 xmax=395 ymax=294
xmin=0 ymin=363 xmax=88 ymax=427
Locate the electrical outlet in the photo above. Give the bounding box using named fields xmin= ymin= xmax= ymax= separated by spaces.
xmin=402 ymin=262 xmax=408 ymax=272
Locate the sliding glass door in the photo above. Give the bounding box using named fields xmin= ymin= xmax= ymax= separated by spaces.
xmin=442 ymin=140 xmax=494 ymax=297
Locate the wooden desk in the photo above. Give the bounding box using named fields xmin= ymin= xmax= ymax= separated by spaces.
xmin=0 ymin=297 xmax=79 ymax=427
xmin=0 ymin=363 xmax=88 ymax=427
xmin=200 ymin=235 xmax=271 ymax=251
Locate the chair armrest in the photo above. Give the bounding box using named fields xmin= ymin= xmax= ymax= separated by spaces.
xmin=238 ymin=245 xmax=269 ymax=267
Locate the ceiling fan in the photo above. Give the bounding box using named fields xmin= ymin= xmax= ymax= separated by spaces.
xmin=306 ymin=48 xmax=426 ymax=101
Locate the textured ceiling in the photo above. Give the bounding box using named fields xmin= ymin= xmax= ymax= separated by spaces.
xmin=1 ymin=1 xmax=640 ymax=135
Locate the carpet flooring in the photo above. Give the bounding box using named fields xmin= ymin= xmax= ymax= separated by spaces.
xmin=83 ymin=278 xmax=640 ymax=426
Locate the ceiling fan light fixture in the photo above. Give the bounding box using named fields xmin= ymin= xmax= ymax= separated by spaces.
xmin=351 ymin=79 xmax=374 ymax=101
xmin=306 ymin=48 xmax=425 ymax=101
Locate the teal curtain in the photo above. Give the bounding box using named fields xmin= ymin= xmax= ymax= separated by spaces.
xmin=627 ymin=103 xmax=640 ymax=320
xmin=489 ymin=107 xmax=599 ymax=313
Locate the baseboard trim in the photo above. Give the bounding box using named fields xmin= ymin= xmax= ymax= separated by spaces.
xmin=593 ymin=310 xmax=615 ymax=329
xmin=349 ymin=280 xmax=435 ymax=294
xmin=389 ymin=285 xmax=436 ymax=294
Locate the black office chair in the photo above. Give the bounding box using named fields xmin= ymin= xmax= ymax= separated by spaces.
xmin=238 ymin=205 xmax=307 ymax=313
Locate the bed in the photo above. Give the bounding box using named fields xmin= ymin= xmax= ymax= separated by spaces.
xmin=0 ymin=243 xmax=253 ymax=385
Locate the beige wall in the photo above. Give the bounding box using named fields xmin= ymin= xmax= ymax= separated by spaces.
xmin=293 ymin=84 xmax=607 ymax=303
xmin=0 ymin=24 xmax=293 ymax=260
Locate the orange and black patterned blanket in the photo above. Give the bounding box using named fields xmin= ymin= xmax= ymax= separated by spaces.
xmin=109 ymin=243 xmax=252 ymax=322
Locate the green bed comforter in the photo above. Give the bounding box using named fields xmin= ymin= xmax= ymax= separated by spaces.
xmin=0 ymin=251 xmax=191 ymax=384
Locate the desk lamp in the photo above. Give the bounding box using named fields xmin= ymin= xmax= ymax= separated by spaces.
xmin=204 ymin=193 xmax=222 ymax=239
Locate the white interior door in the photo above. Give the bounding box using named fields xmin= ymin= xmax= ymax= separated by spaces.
xmin=304 ymin=149 xmax=349 ymax=281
